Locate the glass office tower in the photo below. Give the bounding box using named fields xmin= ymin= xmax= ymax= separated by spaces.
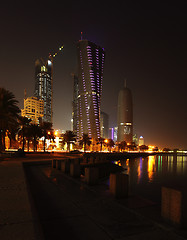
xmin=117 ymin=83 xmax=133 ymax=143
xmin=75 ymin=40 xmax=105 ymax=139
xmin=34 ymin=58 xmax=53 ymax=123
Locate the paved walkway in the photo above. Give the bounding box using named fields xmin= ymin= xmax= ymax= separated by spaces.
xmin=0 ymin=160 xmax=43 ymax=240
xmin=0 ymin=156 xmax=187 ymax=239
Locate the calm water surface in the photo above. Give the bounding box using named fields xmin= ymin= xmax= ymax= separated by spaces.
xmin=118 ymin=155 xmax=187 ymax=203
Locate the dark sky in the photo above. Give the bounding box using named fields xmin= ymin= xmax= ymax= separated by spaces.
xmin=1 ymin=1 xmax=187 ymax=149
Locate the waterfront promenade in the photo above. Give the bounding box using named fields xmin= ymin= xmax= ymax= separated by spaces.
xmin=0 ymin=153 xmax=186 ymax=240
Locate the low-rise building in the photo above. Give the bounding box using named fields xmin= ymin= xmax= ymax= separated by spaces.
xmin=21 ymin=96 xmax=44 ymax=124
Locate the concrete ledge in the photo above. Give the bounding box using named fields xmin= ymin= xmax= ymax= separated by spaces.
xmin=161 ymin=186 xmax=187 ymax=228
xmin=110 ymin=173 xmax=129 ymax=198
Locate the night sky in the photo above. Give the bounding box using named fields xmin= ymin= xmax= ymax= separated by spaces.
xmin=1 ymin=1 xmax=187 ymax=149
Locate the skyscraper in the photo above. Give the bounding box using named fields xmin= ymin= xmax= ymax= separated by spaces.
xmin=100 ymin=111 xmax=109 ymax=139
xmin=72 ymin=74 xmax=79 ymax=136
xmin=117 ymin=82 xmax=133 ymax=143
xmin=75 ymin=40 xmax=105 ymax=139
xmin=34 ymin=58 xmax=53 ymax=123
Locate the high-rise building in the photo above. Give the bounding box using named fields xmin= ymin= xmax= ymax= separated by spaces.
xmin=114 ymin=127 xmax=118 ymax=142
xmin=100 ymin=111 xmax=109 ymax=139
xmin=139 ymin=136 xmax=144 ymax=146
xmin=21 ymin=96 xmax=44 ymax=124
xmin=34 ymin=58 xmax=53 ymax=123
xmin=133 ymin=134 xmax=138 ymax=145
xmin=109 ymin=128 xmax=114 ymax=140
xmin=75 ymin=39 xmax=105 ymax=139
xmin=72 ymin=74 xmax=79 ymax=136
xmin=117 ymin=82 xmax=133 ymax=143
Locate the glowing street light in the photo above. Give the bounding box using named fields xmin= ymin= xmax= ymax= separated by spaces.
xmin=54 ymin=130 xmax=58 ymax=136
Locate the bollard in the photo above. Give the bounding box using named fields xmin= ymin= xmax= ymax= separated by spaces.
xmin=52 ymin=159 xmax=56 ymax=168
xmin=70 ymin=163 xmax=80 ymax=178
xmin=161 ymin=187 xmax=187 ymax=227
xmin=83 ymin=156 xmax=88 ymax=163
xmin=72 ymin=158 xmax=80 ymax=165
xmin=95 ymin=156 xmax=100 ymax=163
xmin=89 ymin=156 xmax=95 ymax=164
xmin=56 ymin=160 xmax=61 ymax=170
xmin=61 ymin=160 xmax=70 ymax=173
xmin=85 ymin=167 xmax=99 ymax=185
xmin=109 ymin=173 xmax=129 ymax=198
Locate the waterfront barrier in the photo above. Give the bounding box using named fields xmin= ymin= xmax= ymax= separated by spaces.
xmin=82 ymin=152 xmax=154 ymax=163
xmin=52 ymin=159 xmax=56 ymax=168
xmin=56 ymin=159 xmax=62 ymax=170
xmin=85 ymin=167 xmax=99 ymax=185
xmin=81 ymin=162 xmax=123 ymax=179
xmin=161 ymin=186 xmax=187 ymax=228
xmin=109 ymin=173 xmax=129 ymax=198
xmin=83 ymin=153 xmax=109 ymax=164
xmin=51 ymin=158 xmax=124 ymax=185
xmin=72 ymin=158 xmax=81 ymax=165
xmin=61 ymin=160 xmax=70 ymax=173
xmin=70 ymin=163 xmax=81 ymax=178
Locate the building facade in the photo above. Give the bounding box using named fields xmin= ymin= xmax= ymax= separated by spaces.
xmin=100 ymin=111 xmax=109 ymax=139
xmin=139 ymin=136 xmax=144 ymax=146
xmin=117 ymin=82 xmax=133 ymax=143
xmin=34 ymin=58 xmax=53 ymax=123
xmin=72 ymin=74 xmax=79 ymax=136
xmin=75 ymin=40 xmax=105 ymax=139
xmin=21 ymin=96 xmax=44 ymax=124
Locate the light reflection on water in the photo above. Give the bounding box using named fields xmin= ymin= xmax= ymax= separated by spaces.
xmin=116 ymin=155 xmax=187 ymax=202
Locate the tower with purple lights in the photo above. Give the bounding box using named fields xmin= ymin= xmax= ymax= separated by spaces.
xmin=75 ymin=39 xmax=105 ymax=139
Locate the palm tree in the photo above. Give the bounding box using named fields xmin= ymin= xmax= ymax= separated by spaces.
xmin=105 ymin=139 xmax=115 ymax=152
xmin=79 ymin=133 xmax=91 ymax=152
xmin=25 ymin=125 xmax=33 ymax=152
xmin=40 ymin=121 xmax=53 ymax=152
xmin=62 ymin=130 xmax=76 ymax=152
xmin=30 ymin=124 xmax=42 ymax=152
xmin=139 ymin=144 xmax=149 ymax=152
xmin=0 ymin=88 xmax=20 ymax=151
xmin=18 ymin=116 xmax=31 ymax=152
xmin=8 ymin=126 xmax=19 ymax=149
xmin=128 ymin=142 xmax=137 ymax=151
xmin=118 ymin=141 xmax=127 ymax=152
xmin=96 ymin=137 xmax=105 ymax=152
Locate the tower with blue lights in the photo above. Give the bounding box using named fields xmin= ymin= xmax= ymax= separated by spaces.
xmin=75 ymin=39 xmax=105 ymax=139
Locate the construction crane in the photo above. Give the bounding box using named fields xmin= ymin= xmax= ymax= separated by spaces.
xmin=48 ymin=45 xmax=64 ymax=123
xmin=49 ymin=45 xmax=64 ymax=62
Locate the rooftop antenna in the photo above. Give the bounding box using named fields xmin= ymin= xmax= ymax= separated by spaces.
xmin=24 ymin=89 xmax=27 ymax=99
xmin=81 ymin=32 xmax=83 ymax=40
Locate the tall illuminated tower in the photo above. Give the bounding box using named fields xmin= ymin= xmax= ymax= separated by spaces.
xmin=72 ymin=74 xmax=79 ymax=136
xmin=34 ymin=58 xmax=53 ymax=123
xmin=117 ymin=82 xmax=133 ymax=143
xmin=76 ymin=40 xmax=105 ymax=139
xmin=100 ymin=111 xmax=109 ymax=139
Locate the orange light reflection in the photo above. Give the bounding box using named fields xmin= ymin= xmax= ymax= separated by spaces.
xmin=148 ymin=156 xmax=155 ymax=181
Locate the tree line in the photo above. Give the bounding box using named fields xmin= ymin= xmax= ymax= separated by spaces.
xmin=0 ymin=88 xmax=155 ymax=153
xmin=0 ymin=88 xmax=55 ymax=152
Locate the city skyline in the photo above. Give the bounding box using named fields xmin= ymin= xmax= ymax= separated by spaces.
xmin=1 ymin=2 xmax=187 ymax=148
